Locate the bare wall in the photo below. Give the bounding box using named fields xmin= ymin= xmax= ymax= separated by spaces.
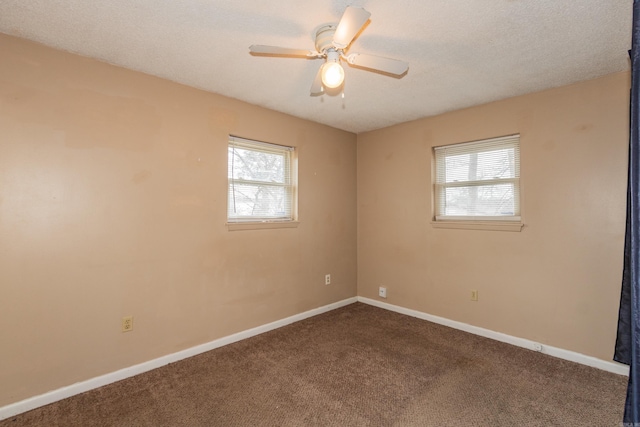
xmin=0 ymin=34 xmax=357 ymax=406
xmin=357 ymin=72 xmax=630 ymax=362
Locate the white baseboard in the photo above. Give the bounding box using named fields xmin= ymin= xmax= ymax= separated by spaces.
xmin=0 ymin=297 xmax=358 ymax=421
xmin=358 ymin=296 xmax=630 ymax=376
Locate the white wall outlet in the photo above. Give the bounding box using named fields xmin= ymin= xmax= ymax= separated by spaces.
xmin=379 ymin=286 xmax=387 ymax=298
xmin=122 ymin=316 xmax=133 ymax=332
xmin=325 ymin=274 xmax=331 ymax=285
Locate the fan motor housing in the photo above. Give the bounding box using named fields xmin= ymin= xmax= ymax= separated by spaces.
xmin=315 ymin=24 xmax=337 ymax=53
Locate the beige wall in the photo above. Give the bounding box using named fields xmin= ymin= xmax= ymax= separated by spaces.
xmin=358 ymin=71 xmax=630 ymax=361
xmin=0 ymin=30 xmax=630 ymax=409
xmin=0 ymin=34 xmax=357 ymax=406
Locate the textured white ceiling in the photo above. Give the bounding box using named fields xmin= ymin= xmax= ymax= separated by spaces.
xmin=0 ymin=1 xmax=632 ymax=133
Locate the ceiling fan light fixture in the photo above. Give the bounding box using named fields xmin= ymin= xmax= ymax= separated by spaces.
xmin=249 ymin=6 xmax=408 ymax=96
xmin=321 ymin=61 xmax=345 ymax=88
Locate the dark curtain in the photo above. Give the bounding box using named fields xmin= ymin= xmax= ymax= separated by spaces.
xmin=615 ymin=0 xmax=640 ymax=423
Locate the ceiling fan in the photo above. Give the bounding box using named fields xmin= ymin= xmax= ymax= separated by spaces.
xmin=249 ymin=6 xmax=409 ymax=95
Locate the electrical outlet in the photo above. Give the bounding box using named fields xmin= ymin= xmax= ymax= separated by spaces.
xmin=325 ymin=274 xmax=331 ymax=285
xmin=471 ymin=290 xmax=478 ymax=301
xmin=379 ymin=286 xmax=387 ymax=298
xmin=122 ymin=316 xmax=133 ymax=332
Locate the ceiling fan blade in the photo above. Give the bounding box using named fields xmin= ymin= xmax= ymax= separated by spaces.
xmin=332 ymin=6 xmax=371 ymax=49
xmin=346 ymin=53 xmax=409 ymax=76
xmin=310 ymin=64 xmax=324 ymax=95
xmin=249 ymin=45 xmax=317 ymax=57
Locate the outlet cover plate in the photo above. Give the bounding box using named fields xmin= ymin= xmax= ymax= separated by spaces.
xmin=122 ymin=316 xmax=133 ymax=332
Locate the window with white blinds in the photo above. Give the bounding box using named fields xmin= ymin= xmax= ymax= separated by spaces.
xmin=434 ymin=135 xmax=521 ymax=221
xmin=227 ymin=136 xmax=295 ymax=222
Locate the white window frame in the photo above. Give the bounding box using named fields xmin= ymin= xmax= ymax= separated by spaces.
xmin=227 ymin=136 xmax=297 ymax=229
xmin=433 ymin=134 xmax=523 ymax=231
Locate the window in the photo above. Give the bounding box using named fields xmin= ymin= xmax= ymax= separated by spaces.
xmin=227 ymin=136 xmax=295 ymax=224
xmin=434 ymin=134 xmax=521 ymax=223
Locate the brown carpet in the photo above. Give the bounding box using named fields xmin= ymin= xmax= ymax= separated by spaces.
xmin=1 ymin=303 xmax=627 ymax=426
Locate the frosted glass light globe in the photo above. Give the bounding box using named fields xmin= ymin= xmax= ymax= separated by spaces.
xmin=321 ymin=62 xmax=345 ymax=89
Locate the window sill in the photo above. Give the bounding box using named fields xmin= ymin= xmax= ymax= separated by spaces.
xmin=226 ymin=221 xmax=300 ymax=231
xmin=431 ymin=220 xmax=524 ymax=232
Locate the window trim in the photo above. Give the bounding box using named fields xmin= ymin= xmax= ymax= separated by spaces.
xmin=226 ymin=221 xmax=300 ymax=231
xmin=227 ymin=135 xmax=297 ymax=228
xmin=430 ymin=220 xmax=524 ymax=232
xmin=432 ymin=134 xmax=523 ymax=231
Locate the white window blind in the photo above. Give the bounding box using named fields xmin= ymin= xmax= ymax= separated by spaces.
xmin=227 ymin=136 xmax=294 ymax=222
xmin=434 ymin=135 xmax=521 ymax=221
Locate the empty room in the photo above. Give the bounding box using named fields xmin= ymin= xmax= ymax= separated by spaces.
xmin=0 ymin=1 xmax=637 ymax=426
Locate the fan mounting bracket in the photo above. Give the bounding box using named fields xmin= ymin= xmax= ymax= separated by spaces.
xmin=314 ymin=24 xmax=338 ymax=54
